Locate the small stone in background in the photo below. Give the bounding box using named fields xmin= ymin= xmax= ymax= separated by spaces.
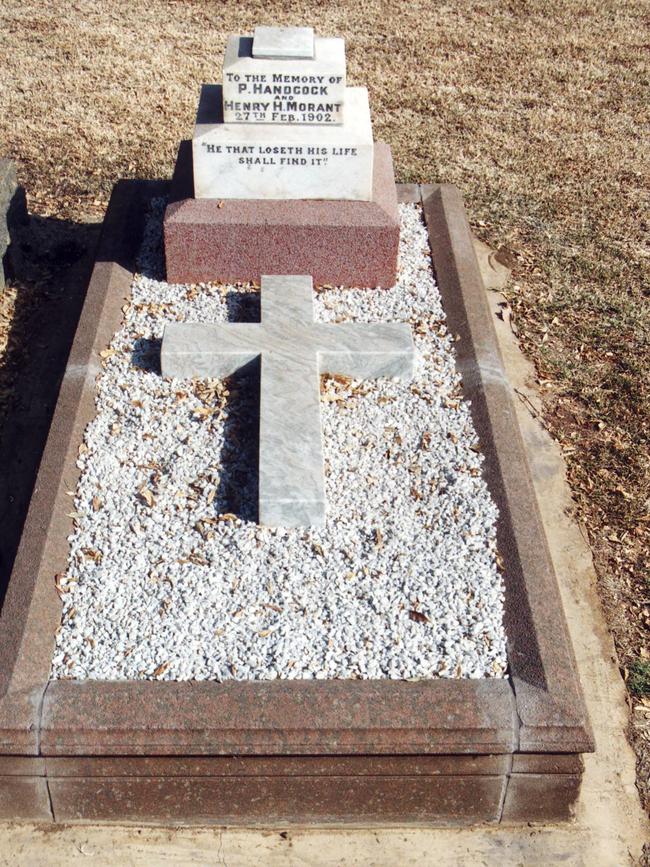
xmin=0 ymin=159 xmax=29 ymax=291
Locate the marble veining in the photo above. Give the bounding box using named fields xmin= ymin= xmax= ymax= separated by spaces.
xmin=193 ymin=86 xmax=373 ymax=200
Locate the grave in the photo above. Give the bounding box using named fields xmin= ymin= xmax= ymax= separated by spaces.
xmin=0 ymin=26 xmax=592 ymax=825
xmin=165 ymin=27 xmax=399 ymax=287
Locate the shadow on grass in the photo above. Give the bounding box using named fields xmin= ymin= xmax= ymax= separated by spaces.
xmin=0 ymin=201 xmax=100 ymax=609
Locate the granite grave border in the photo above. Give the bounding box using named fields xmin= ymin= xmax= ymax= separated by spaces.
xmin=0 ymin=180 xmax=593 ymax=824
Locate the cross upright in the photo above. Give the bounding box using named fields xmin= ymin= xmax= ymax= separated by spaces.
xmin=161 ymin=275 xmax=414 ymax=527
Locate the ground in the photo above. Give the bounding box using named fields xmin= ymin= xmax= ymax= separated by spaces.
xmin=0 ymin=0 xmax=648 ymax=845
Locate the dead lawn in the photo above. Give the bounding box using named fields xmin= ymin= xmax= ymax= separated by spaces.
xmin=1 ymin=0 xmax=649 ymax=811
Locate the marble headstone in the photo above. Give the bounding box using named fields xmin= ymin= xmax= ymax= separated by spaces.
xmin=193 ymin=26 xmax=374 ymax=200
xmin=222 ymin=31 xmax=346 ymax=124
xmin=164 ymin=24 xmax=400 ymax=287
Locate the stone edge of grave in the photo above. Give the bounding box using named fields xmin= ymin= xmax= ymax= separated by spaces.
xmin=420 ymin=183 xmax=594 ymax=755
xmin=0 ymin=179 xmax=593 ymax=824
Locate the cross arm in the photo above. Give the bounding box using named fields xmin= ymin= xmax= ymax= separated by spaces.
xmin=315 ymin=322 xmax=415 ymax=380
xmin=161 ymin=322 xmax=264 ymax=379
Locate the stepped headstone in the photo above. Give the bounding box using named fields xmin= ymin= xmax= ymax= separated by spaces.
xmin=164 ymin=25 xmax=400 ymax=287
xmin=222 ymin=27 xmax=345 ymax=124
xmin=194 ymin=26 xmax=371 ymax=199
xmin=161 ymin=274 xmax=414 ymax=526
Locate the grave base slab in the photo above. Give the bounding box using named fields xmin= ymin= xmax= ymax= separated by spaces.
xmin=0 ymin=179 xmax=593 ymax=825
xmin=163 ymin=140 xmax=400 ymax=288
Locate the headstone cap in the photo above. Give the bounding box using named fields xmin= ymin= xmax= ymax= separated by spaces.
xmin=252 ymin=25 xmax=315 ymax=59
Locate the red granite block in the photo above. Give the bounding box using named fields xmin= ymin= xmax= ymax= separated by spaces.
xmin=0 ymin=756 xmax=45 ymax=775
xmin=501 ymin=773 xmax=582 ymax=823
xmin=49 ymin=774 xmax=505 ymax=825
xmin=45 ymin=754 xmax=509 ymax=778
xmin=164 ymin=141 xmax=400 ymax=288
xmin=0 ymin=776 xmax=52 ymax=821
xmin=511 ymin=753 xmax=583 ymax=775
xmin=41 ymin=679 xmax=517 ymax=756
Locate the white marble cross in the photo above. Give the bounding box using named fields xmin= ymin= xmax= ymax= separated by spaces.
xmin=161 ymin=275 xmax=414 ymax=527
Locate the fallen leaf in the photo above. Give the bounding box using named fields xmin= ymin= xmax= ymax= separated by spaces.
xmin=82 ymin=547 xmax=102 ymax=563
xmin=54 ymin=573 xmax=75 ymax=599
xmin=193 ymin=406 xmax=216 ymax=419
xmin=138 ymin=486 xmax=155 ymax=508
xmin=187 ymin=553 xmax=209 ymax=565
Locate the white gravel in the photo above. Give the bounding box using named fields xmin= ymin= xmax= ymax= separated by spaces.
xmin=50 ymin=201 xmax=508 ymax=682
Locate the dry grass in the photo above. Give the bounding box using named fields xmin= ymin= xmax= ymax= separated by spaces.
xmin=1 ymin=0 xmax=649 ymax=806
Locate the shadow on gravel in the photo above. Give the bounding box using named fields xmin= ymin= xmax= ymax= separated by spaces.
xmin=0 ymin=205 xmax=100 ymax=609
xmin=131 ymin=336 xmax=162 ymax=374
xmin=225 ymin=288 xmax=260 ymax=323
xmin=214 ymin=290 xmax=261 ymax=523
xmin=213 ymin=362 xmax=260 ymax=524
